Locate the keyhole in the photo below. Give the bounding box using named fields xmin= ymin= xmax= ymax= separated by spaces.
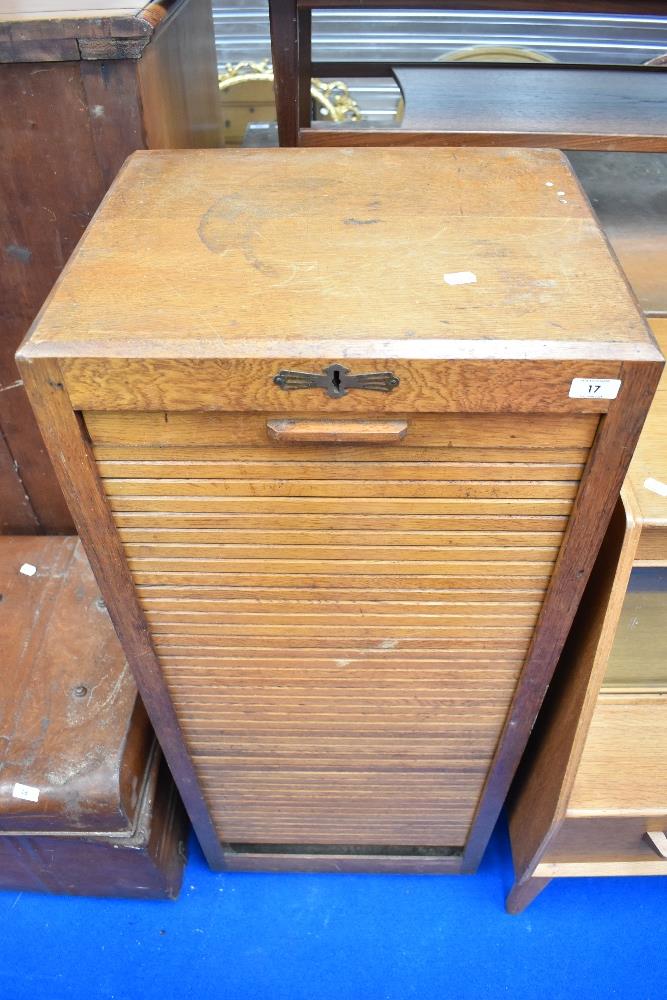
xmin=331 ymin=367 xmax=342 ymax=393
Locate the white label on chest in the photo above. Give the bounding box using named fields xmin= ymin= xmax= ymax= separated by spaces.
xmin=12 ymin=782 xmax=40 ymax=803
xmin=568 ymin=378 xmax=622 ymax=400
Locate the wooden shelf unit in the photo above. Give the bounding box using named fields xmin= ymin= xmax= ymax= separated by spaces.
xmin=507 ymin=317 xmax=667 ymax=912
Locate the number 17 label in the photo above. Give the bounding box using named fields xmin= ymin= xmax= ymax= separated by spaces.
xmin=569 ymin=378 xmax=622 ymax=400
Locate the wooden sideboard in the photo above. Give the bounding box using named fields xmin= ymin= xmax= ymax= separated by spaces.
xmin=0 ymin=0 xmax=221 ymax=533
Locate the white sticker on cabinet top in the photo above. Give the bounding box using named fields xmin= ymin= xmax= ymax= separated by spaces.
xmin=569 ymin=378 xmax=622 ymax=400
xmin=12 ymin=783 xmax=40 ymax=803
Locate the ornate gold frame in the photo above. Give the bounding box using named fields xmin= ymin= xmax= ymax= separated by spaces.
xmin=218 ymin=59 xmax=361 ymax=124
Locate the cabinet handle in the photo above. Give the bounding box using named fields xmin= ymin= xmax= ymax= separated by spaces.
xmin=266 ymin=419 xmax=408 ymax=444
xmin=646 ymin=831 xmax=667 ymax=858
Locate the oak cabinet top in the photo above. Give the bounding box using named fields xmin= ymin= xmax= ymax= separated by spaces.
xmin=21 ymin=147 xmax=659 ymax=364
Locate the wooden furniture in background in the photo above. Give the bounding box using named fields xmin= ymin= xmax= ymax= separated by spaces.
xmin=568 ymin=152 xmax=667 ymax=318
xmin=0 ymin=536 xmax=188 ymax=898
xmin=507 ymin=318 xmax=667 ymax=913
xmin=0 ymin=0 xmax=221 ymax=533
xmin=17 ymin=147 xmax=662 ymax=872
xmin=268 ymin=0 xmax=667 ymax=146
xmin=388 ymin=65 xmax=667 ymax=151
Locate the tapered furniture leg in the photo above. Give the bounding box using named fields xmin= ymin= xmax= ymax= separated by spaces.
xmin=506 ymin=877 xmax=552 ymax=914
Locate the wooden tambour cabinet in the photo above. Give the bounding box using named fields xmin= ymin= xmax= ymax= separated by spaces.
xmin=0 ymin=0 xmax=221 ymax=533
xmin=17 ymin=147 xmax=663 ymax=873
xmin=507 ymin=317 xmax=667 ymax=913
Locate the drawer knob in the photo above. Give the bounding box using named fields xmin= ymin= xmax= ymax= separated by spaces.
xmin=273 ymin=363 xmax=399 ymax=399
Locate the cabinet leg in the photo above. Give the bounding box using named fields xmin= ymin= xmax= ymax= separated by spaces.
xmin=506 ymin=876 xmax=552 ymax=914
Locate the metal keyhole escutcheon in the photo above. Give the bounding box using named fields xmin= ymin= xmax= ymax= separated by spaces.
xmin=273 ymin=363 xmax=399 ymax=399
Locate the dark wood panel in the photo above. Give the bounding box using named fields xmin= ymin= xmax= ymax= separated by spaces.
xmin=0 ymin=535 xmax=151 ymax=833
xmin=0 ymin=0 xmax=221 ymax=531
xmin=0 ymin=428 xmax=37 ymax=532
xmin=396 ymin=67 xmax=667 ymax=147
xmin=0 ymin=60 xmax=107 ymax=532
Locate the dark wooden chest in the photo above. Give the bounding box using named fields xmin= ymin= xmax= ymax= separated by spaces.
xmin=0 ymin=536 xmax=187 ymax=897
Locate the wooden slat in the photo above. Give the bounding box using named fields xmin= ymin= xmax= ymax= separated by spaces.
xmin=133 ymin=572 xmax=551 ymax=591
xmin=151 ymin=619 xmax=532 ymax=632
xmin=150 ymin=621 xmax=534 ymax=638
xmin=158 ymin=647 xmax=527 ymax=661
xmin=128 ymin=557 xmax=553 ymax=576
xmin=140 ymin=596 xmax=544 ymax=614
xmin=116 ymin=512 xmax=571 ymax=531
xmin=190 ymin=732 xmax=502 ymax=753
xmin=85 ymin=410 xmax=599 ymax=449
xmin=110 ymin=497 xmax=574 ymax=515
xmin=98 ymin=458 xmax=585 ymax=482
xmin=159 ymin=645 xmax=526 ymax=659
xmin=136 ymin=584 xmax=549 ymax=601
xmin=162 ymin=668 xmax=523 ymax=684
xmin=127 ymin=543 xmax=559 ymax=563
xmin=121 ymin=527 xmax=566 ymax=547
xmin=96 ymin=444 xmax=591 ymax=464
xmin=164 ymin=672 xmax=520 ymax=689
xmin=146 ymin=608 xmax=540 ymax=625
xmin=103 ymin=478 xmax=578 ymax=500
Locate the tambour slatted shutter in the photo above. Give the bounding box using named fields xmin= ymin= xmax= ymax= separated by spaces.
xmin=18 ymin=148 xmax=663 ymax=872
xmin=87 ymin=410 xmax=594 ymax=848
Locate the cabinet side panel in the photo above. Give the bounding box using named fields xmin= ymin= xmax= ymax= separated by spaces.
xmin=507 ymin=498 xmax=637 ymax=879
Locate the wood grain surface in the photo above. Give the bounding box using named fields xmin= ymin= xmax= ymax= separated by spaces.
xmin=20 ymin=149 xmax=654 ymax=364
xmin=86 ymin=403 xmax=594 ymax=848
xmin=568 ymin=696 xmax=667 ymax=815
xmin=0 ymin=535 xmax=151 ymax=834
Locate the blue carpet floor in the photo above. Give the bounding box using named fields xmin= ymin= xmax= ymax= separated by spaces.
xmin=1 ymin=819 xmax=665 ymax=1000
